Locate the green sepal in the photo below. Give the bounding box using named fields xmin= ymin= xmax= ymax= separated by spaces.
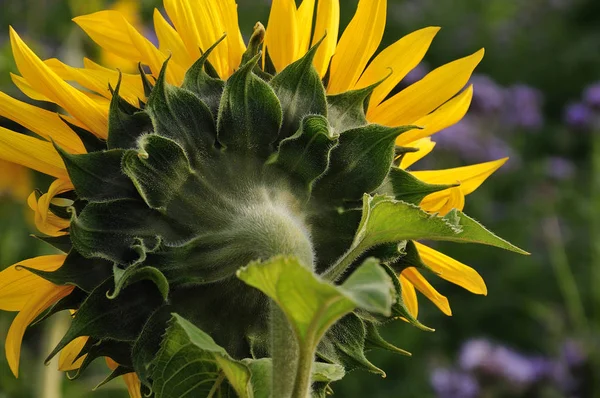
xmin=107 ymin=75 xmax=153 ymax=150
xmin=30 ymin=288 xmax=87 ymax=327
xmin=67 ymin=339 xmax=134 ymax=380
xmin=70 ymin=198 xmax=191 ymax=264
xmin=326 ymin=79 xmax=385 ymax=133
xmin=269 ymin=39 xmax=327 ymax=139
xmin=381 ymin=167 xmax=457 ymax=205
xmin=122 ymin=134 xmax=193 ymax=210
xmin=132 ymin=306 xmax=172 ymax=387
xmin=317 ymin=313 xmax=386 ymax=377
xmin=364 ymin=321 xmax=411 ymax=356
xmin=59 ymin=116 xmax=107 ymax=153
xmin=93 ymin=365 xmax=132 ymax=391
xmin=182 ymin=36 xmax=226 ymax=118
xmin=267 ymin=115 xmax=338 ymax=193
xmin=314 ymin=124 xmax=417 ymax=201
xmin=54 ymin=146 xmax=139 ymax=202
xmin=390 ymin=240 xmax=437 ymax=274
xmin=110 ymin=264 xmax=169 ymax=301
xmin=240 ymin=23 xmax=272 ymax=82
xmin=31 ymin=234 xmax=72 ymax=253
xmin=46 ymin=278 xmax=163 ymax=364
xmin=138 ymin=63 xmax=155 ymax=99
xmin=151 ymin=314 xmax=253 ymax=398
xmin=147 ymin=59 xmax=218 ymax=165
xmin=349 ymin=195 xmax=529 ymax=255
xmin=217 ymin=53 xmax=282 ymax=157
xmin=21 ymin=249 xmax=112 ymax=293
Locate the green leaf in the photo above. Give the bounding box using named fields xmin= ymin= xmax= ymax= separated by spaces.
xmin=106 ymin=77 xmax=153 ymax=150
xmin=217 ymin=54 xmax=282 ymax=157
xmin=46 ymin=279 xmax=163 ymax=363
xmin=55 ymin=147 xmax=139 ymax=202
xmin=269 ymin=41 xmax=327 ymax=139
xmin=122 ymin=134 xmax=193 ymax=210
xmin=182 ymin=36 xmax=226 ymax=118
xmin=382 ymin=167 xmax=457 ymax=205
xmin=147 ymin=59 xmax=218 ymax=166
xmin=151 ymin=314 xmax=252 ymax=398
xmin=352 ymin=195 xmax=528 ymax=255
xmin=237 ymin=256 xmax=393 ymax=348
xmin=314 ymin=124 xmax=417 ymax=201
xmin=267 ymin=115 xmax=338 ymax=192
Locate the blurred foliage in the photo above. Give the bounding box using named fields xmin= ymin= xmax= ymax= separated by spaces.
xmin=0 ymin=0 xmax=599 ymax=397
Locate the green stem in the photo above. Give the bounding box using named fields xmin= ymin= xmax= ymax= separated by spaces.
xmin=322 ymin=244 xmax=363 ymax=282
xmin=291 ymin=344 xmax=315 ymax=398
xmin=270 ymin=303 xmax=299 ymax=398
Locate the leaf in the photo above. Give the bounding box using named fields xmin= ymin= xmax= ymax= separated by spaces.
xmin=217 ymin=54 xmax=282 ymax=157
xmin=182 ymin=36 xmax=226 ymax=118
xmin=54 ymin=146 xmax=139 ymax=202
xmin=132 ymin=306 xmax=172 ymax=387
xmin=122 ymin=134 xmax=193 ymax=210
xmin=382 ymin=167 xmax=457 ymax=205
xmin=351 ymin=195 xmax=528 ymax=255
xmin=314 ymin=125 xmax=417 ymax=201
xmin=147 ymin=59 xmax=218 ymax=166
xmin=151 ymin=314 xmax=252 ymax=398
xmin=267 ymin=115 xmax=338 ymax=192
xmin=237 ymin=256 xmax=393 ymax=349
xmin=269 ymin=41 xmax=328 ymax=139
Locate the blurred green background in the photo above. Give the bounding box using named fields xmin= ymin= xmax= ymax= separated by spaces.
xmin=1 ymin=0 xmax=599 ymax=397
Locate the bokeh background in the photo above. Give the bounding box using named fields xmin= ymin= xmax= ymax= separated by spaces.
xmin=1 ymin=0 xmax=599 ymax=397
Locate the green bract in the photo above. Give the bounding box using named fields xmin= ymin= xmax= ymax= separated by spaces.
xmin=33 ymin=32 xmax=525 ymax=397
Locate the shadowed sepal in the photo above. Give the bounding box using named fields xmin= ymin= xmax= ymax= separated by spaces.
xmin=217 ymin=53 xmax=282 ymax=157
xmin=67 ymin=339 xmax=134 ymax=380
xmin=389 ymin=240 xmax=437 ymax=274
xmin=45 ymin=279 xmax=164 ymax=365
xmin=314 ymin=125 xmax=417 ymax=201
xmin=364 ymin=321 xmax=411 ymax=356
xmin=55 ymin=146 xmax=139 ymax=202
xmin=269 ymin=40 xmax=328 ymax=140
xmin=267 ymin=115 xmax=338 ymax=193
xmin=326 ymin=79 xmax=387 ymax=133
xmin=32 ymin=234 xmax=72 ymax=253
xmin=182 ymin=36 xmax=226 ymax=118
xmin=107 ymin=76 xmax=153 ymax=150
xmin=60 ymin=116 xmax=107 ymax=153
xmin=122 ymin=134 xmax=193 ymax=210
xmin=132 ymin=306 xmax=172 ymax=387
xmin=147 ymin=60 xmax=218 ymax=166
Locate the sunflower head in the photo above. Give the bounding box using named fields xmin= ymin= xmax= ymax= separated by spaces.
xmin=0 ymin=1 xmax=528 ymax=396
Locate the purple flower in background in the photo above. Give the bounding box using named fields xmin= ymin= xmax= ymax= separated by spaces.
xmin=583 ymin=82 xmax=600 ymax=109
xmin=470 ymin=74 xmax=505 ymax=114
xmin=561 ymin=340 xmax=586 ymax=367
xmin=459 ymin=339 xmax=493 ymax=370
xmin=563 ymin=102 xmax=592 ymax=130
xmin=546 ymin=157 xmax=575 ymax=180
xmin=430 ymin=368 xmax=479 ymax=398
xmin=403 ymin=63 xmax=429 ymax=86
xmin=504 ymin=84 xmax=544 ymax=129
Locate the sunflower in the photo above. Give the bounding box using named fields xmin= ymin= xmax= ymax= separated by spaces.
xmin=0 ymin=0 xmax=526 ymax=396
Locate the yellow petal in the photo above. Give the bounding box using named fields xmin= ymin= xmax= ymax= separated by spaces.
xmin=28 ymin=179 xmax=73 ymax=237
xmin=73 ymin=11 xmax=184 ymax=85
xmin=411 ymin=158 xmax=507 ymax=196
xmin=163 ymin=0 xmax=203 ymax=61
xmin=106 ymin=358 xmax=142 ymax=398
xmin=214 ymin=0 xmax=247 ymax=75
xmin=58 ymin=336 xmax=89 ymax=371
xmin=327 ymin=0 xmax=386 ymax=94
xmin=9 ymin=28 xmax=109 ymax=138
xmin=0 ymin=91 xmax=85 ymax=154
xmin=369 ymin=49 xmax=484 ymax=126
xmin=415 ymin=242 xmax=487 ymax=295
xmin=395 ymin=86 xmax=474 ymax=145
xmin=399 ymin=274 xmax=418 ymax=319
xmin=402 ymin=267 xmax=452 ymax=316
xmin=0 ymin=254 xmax=66 ymax=312
xmin=264 ymin=0 xmax=299 ymax=72
xmin=153 ymin=9 xmax=194 ymax=70
xmin=357 ymin=26 xmax=440 ymax=110
xmin=296 ymin=0 xmax=316 ymax=56
xmin=0 ymin=126 xmax=68 ymax=179
xmin=399 ymin=137 xmax=436 ymax=169
xmin=10 ymin=73 xmax=52 ymax=102
xmin=44 ymin=58 xmax=145 ymax=106
xmin=419 ymin=185 xmax=465 ymax=215
xmin=311 ymin=0 xmax=340 ymax=77
xmin=6 ymin=284 xmax=74 ymax=377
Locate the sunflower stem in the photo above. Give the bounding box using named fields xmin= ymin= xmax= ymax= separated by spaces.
xmin=322 ymin=244 xmax=364 ymax=282
xmin=291 ymin=343 xmax=315 ymax=398
xmin=270 ymin=303 xmax=299 ymax=398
